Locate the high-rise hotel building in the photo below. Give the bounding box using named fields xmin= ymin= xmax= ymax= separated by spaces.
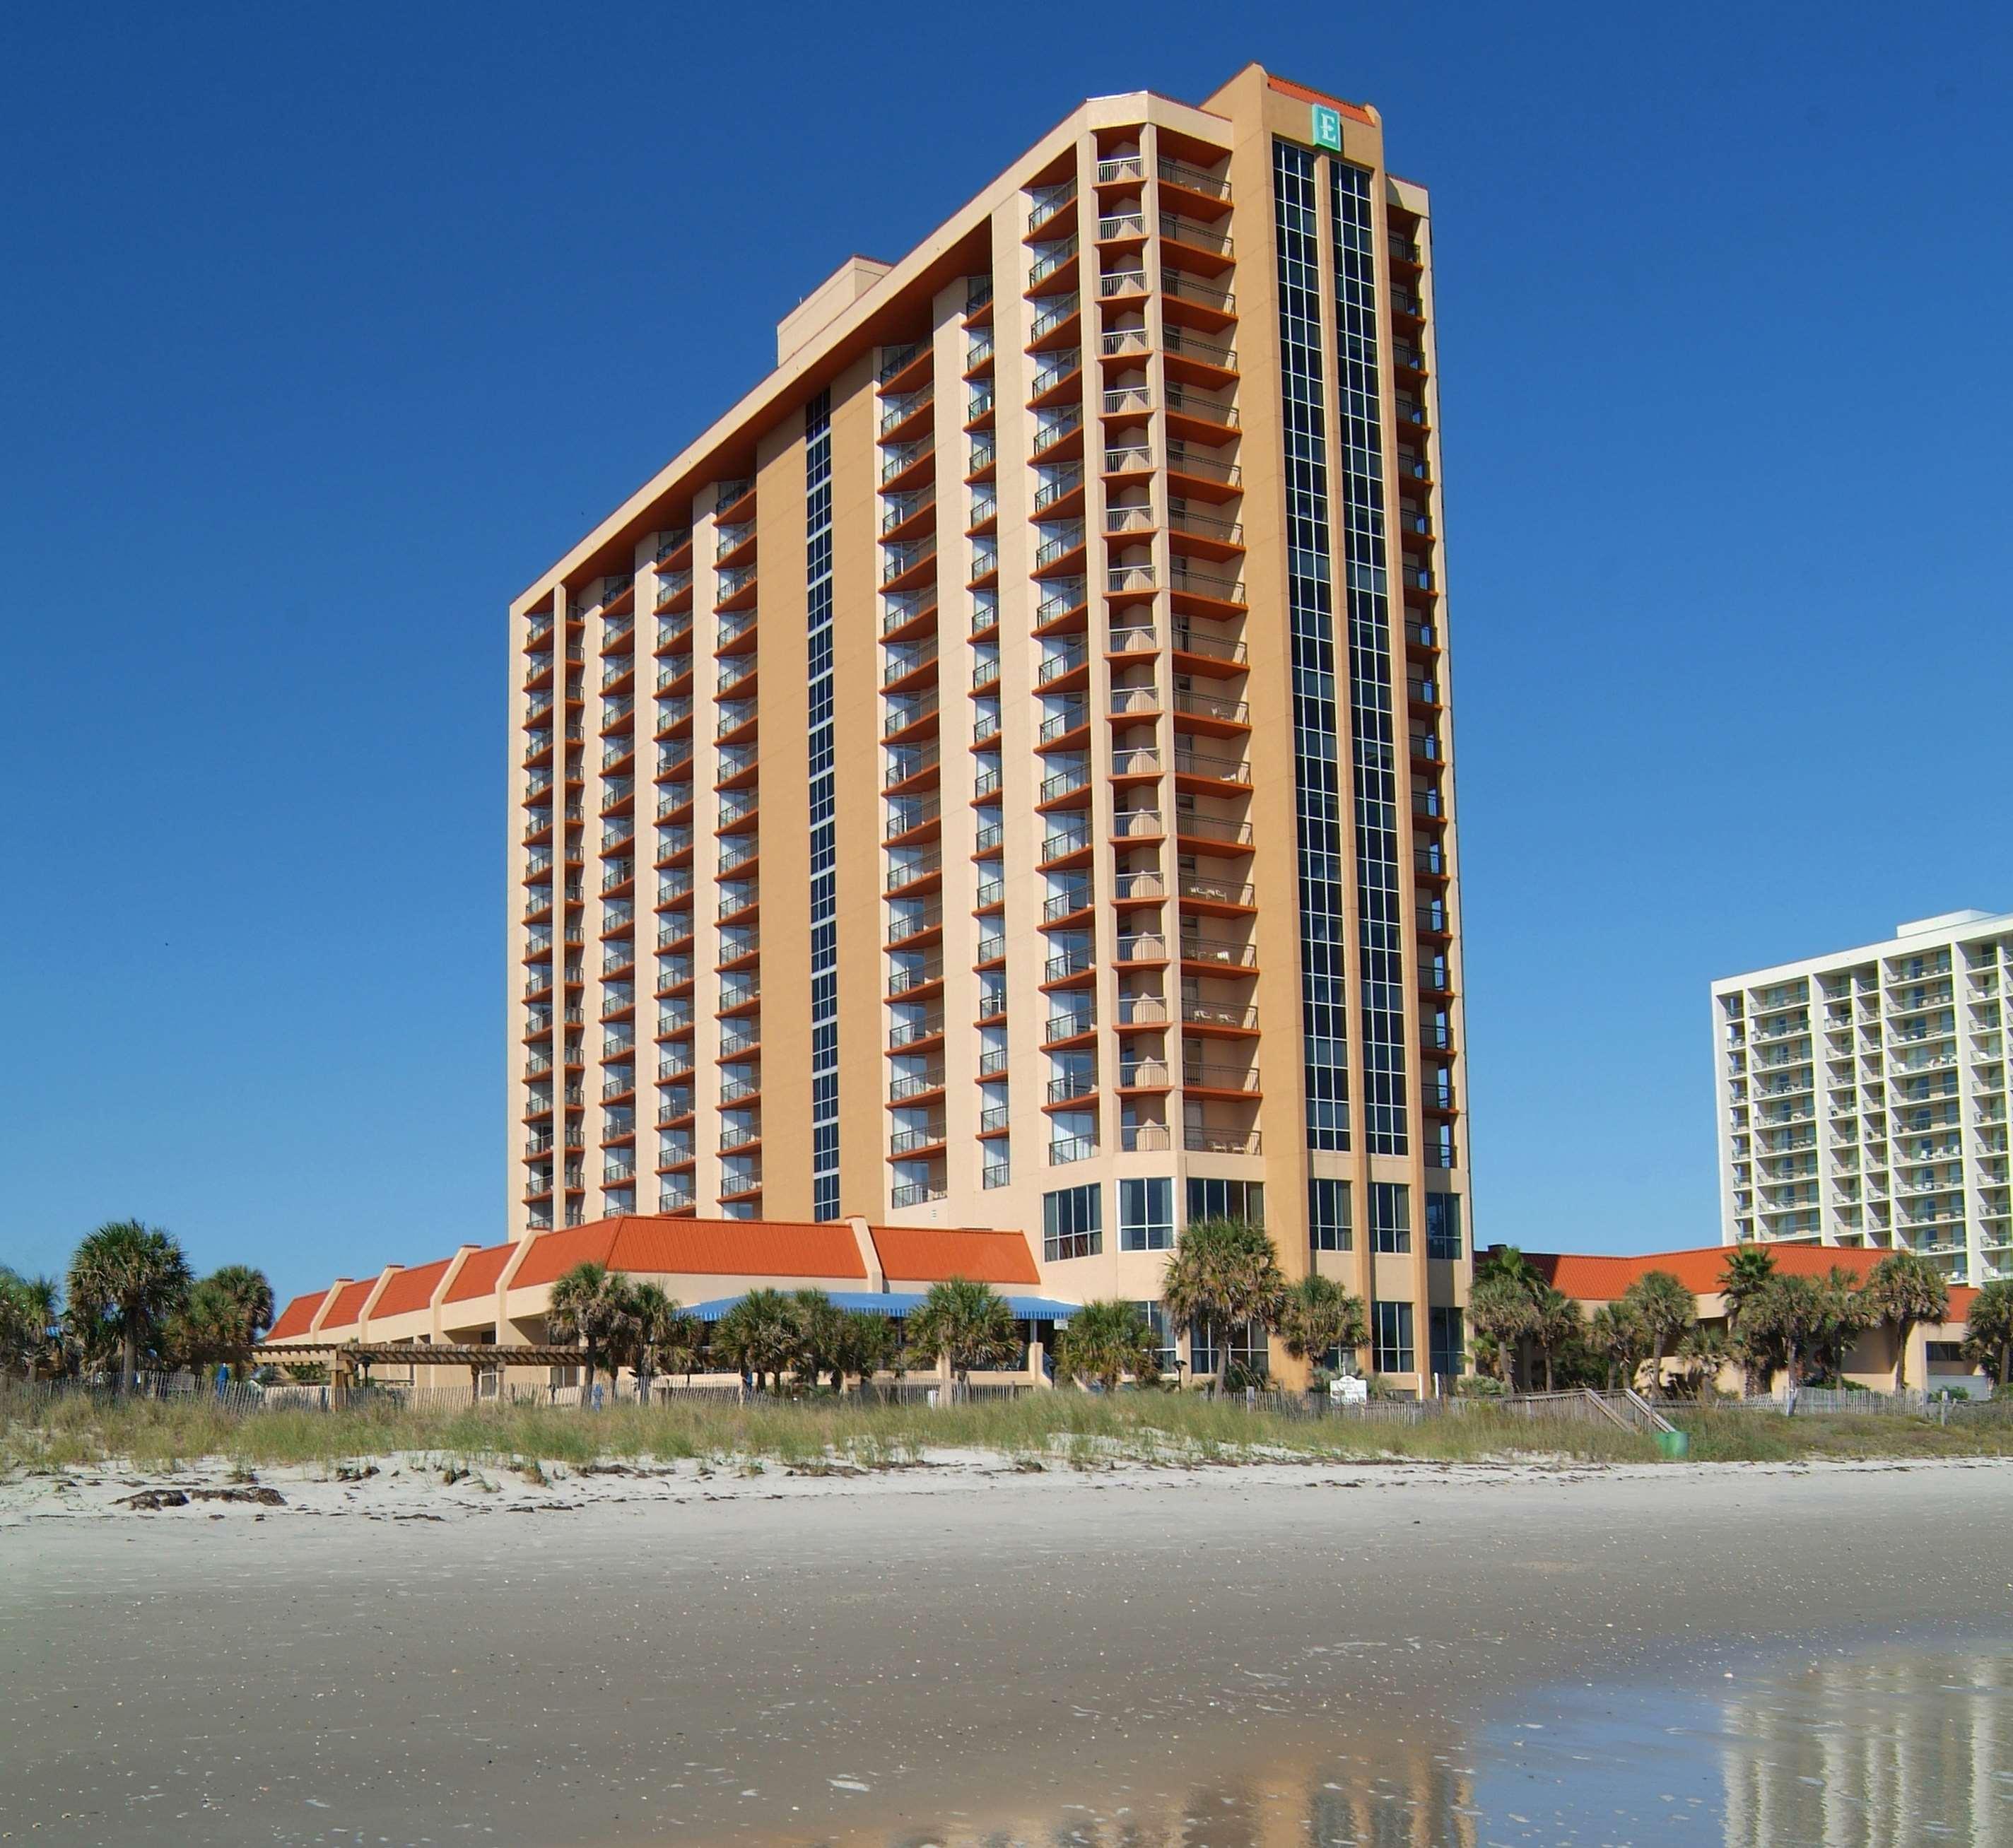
xmin=508 ymin=64 xmax=1472 ymax=1379
xmin=1714 ymin=910 xmax=2013 ymax=1285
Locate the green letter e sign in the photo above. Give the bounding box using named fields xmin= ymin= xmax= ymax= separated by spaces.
xmin=1310 ymin=104 xmax=1343 ymax=151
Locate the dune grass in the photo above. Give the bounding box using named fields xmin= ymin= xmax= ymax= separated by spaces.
xmin=1670 ymin=1407 xmax=2013 ymax=1463
xmin=6 ymin=1391 xmax=2007 ymax=1479
xmin=4 ymin=1390 xmax=1660 ymax=1475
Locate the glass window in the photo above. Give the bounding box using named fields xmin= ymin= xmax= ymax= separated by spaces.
xmin=1043 ymin=1184 xmax=1103 ymax=1261
xmin=1135 ymin=1301 xmax=1179 ymax=1375
xmin=1186 ymin=1177 xmax=1265 ymax=1226
xmin=1428 ymin=1306 xmax=1465 ymax=1379
xmin=1119 ymin=1177 xmax=1174 ymax=1251
xmin=1425 ymin=1192 xmax=1462 ymax=1260
xmin=1369 ymin=1182 xmax=1411 ymax=1254
xmin=1310 ymin=1177 xmax=1352 ymax=1251
xmin=1190 ymin=1316 xmax=1269 ymax=1382
xmin=1373 ymin=1300 xmax=1415 ymax=1375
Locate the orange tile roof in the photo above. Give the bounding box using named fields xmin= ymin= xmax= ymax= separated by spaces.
xmin=871 ymin=1224 xmax=1040 ymax=1286
xmin=442 ymin=1240 xmax=519 ymax=1304
xmin=1525 ymin=1243 xmax=1978 ymax=1326
xmin=268 ymin=1289 xmax=327 ymax=1341
xmin=317 ymin=1278 xmax=376 ymax=1331
xmin=507 ymin=1222 xmax=621 ymax=1290
xmin=370 ymin=1258 xmax=453 ymax=1319
xmin=609 ymin=1216 xmax=867 ymax=1280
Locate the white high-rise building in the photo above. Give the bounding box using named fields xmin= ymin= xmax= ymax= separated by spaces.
xmin=1712 ymin=910 xmax=2013 ymax=1284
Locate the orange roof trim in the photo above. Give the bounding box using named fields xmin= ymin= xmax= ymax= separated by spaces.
xmin=267 ymin=1289 xmax=327 ymax=1341
xmin=442 ymin=1240 xmax=518 ymax=1303
xmin=1265 ymin=74 xmax=1375 ymax=123
xmin=871 ymin=1224 xmax=1040 ymax=1287
xmin=609 ymin=1216 xmax=867 ymax=1280
xmin=370 ymin=1258 xmax=454 ymax=1319
xmin=1526 ymin=1243 xmax=1980 ymax=1324
xmin=318 ymin=1278 xmax=376 ymax=1331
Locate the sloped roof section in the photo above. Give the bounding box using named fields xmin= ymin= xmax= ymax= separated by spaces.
xmin=609 ymin=1216 xmax=866 ymax=1280
xmin=442 ymin=1240 xmax=519 ymax=1305
xmin=507 ymin=1223 xmax=621 ymax=1291
xmin=268 ymin=1290 xmax=327 ymax=1341
xmin=871 ymin=1224 xmax=1040 ymax=1286
xmin=370 ymin=1258 xmax=453 ymax=1319
xmin=318 ymin=1278 xmax=377 ymax=1331
xmin=1527 ymin=1243 xmax=1978 ymax=1326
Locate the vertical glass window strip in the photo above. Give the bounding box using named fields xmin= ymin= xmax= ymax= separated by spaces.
xmin=1308 ymin=1177 xmax=1352 ymax=1251
xmin=1272 ymin=140 xmax=1350 ymax=1152
xmin=1428 ymin=1306 xmax=1465 ymax=1379
xmin=1043 ymin=1184 xmax=1103 ymax=1261
xmin=806 ymin=389 xmax=841 ymax=1219
xmin=1119 ymin=1176 xmax=1174 ymax=1252
xmin=1425 ymin=1191 xmax=1462 ymax=1259
xmin=1368 ymin=1180 xmax=1411 ymax=1253
xmin=1328 ymin=158 xmax=1408 ymax=1156
xmin=1373 ymin=1300 xmax=1414 ymax=1375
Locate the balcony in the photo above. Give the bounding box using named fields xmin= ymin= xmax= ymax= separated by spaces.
xmin=891 ymin=1179 xmax=949 ymax=1210
xmin=888 ymin=1016 xmax=946 ymax=1052
xmin=889 ymin=1124 xmax=948 ymax=1158
xmin=877 ymin=389 xmax=934 ymax=442
xmin=1184 ymin=1126 xmax=1262 ymax=1156
xmin=1047 ymin=1136 xmax=1098 ymax=1167
xmin=1028 ymin=233 xmax=1079 ymax=291
xmin=714 ymin=565 xmax=758 ymax=613
xmin=1028 ymin=293 xmax=1081 ymax=346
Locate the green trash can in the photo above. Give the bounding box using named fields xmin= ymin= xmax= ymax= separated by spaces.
xmin=1656 ymin=1429 xmax=1690 ymax=1460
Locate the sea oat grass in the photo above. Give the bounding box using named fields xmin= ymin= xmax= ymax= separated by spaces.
xmin=4 ymin=1389 xmax=2005 ymax=1478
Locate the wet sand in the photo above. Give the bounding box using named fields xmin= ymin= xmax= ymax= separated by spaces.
xmin=1 ymin=1457 xmax=2008 ymax=1845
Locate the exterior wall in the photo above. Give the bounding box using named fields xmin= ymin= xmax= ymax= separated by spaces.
xmin=503 ymin=65 xmax=1476 ymax=1391
xmin=1713 ymin=910 xmax=2013 ymax=1285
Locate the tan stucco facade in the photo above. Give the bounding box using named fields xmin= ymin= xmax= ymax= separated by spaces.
xmin=504 ymin=66 xmax=1472 ymax=1390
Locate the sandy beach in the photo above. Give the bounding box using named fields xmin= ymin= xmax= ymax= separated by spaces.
xmin=2 ymin=1456 xmax=2009 ymax=1844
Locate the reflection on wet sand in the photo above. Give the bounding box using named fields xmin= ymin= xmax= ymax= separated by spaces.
xmin=1721 ymin=1646 xmax=2012 ymax=1847
xmin=807 ymin=1642 xmax=2010 ymax=1848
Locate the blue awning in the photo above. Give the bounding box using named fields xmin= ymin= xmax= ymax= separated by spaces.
xmin=678 ymin=1290 xmax=1081 ymax=1324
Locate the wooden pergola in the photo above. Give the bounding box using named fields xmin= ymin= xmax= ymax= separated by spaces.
xmin=249 ymin=1343 xmax=584 ymax=1391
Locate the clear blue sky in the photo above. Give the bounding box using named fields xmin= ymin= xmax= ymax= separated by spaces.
xmin=4 ymin=3 xmax=2009 ymax=1303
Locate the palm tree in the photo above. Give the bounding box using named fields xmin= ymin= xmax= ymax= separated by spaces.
xmin=168 ymin=1266 xmax=277 ymax=1378
xmin=786 ymin=1290 xmax=845 ymax=1390
xmin=545 ymin=1261 xmax=638 ymax=1401
xmin=67 ymin=1220 xmax=192 ymax=1391
xmin=1530 ymin=1288 xmax=1583 ymax=1393
xmin=1739 ymin=1273 xmax=1827 ymax=1389
xmin=1808 ymin=1266 xmax=1871 ymax=1384
xmin=1863 ymin=1252 xmax=1949 ymax=1393
xmin=828 ymin=1310 xmax=900 ymax=1392
xmin=205 ymin=1265 xmax=275 ymax=1351
xmin=1275 ymin=1275 xmax=1368 ymax=1379
xmin=1587 ymin=1301 xmax=1648 ymax=1391
xmin=1718 ymin=1245 xmax=1777 ymax=1323
xmin=626 ymin=1283 xmax=697 ymax=1403
xmin=1959 ymin=1278 xmax=2013 ymax=1389
xmin=1469 ymin=1276 xmax=1537 ymax=1387
xmin=712 ymin=1288 xmax=801 ymax=1393
xmin=905 ymin=1278 xmax=1020 ymax=1390
xmin=1620 ymin=1271 xmax=1694 ymax=1396
xmin=1675 ymin=1324 xmax=1732 ymax=1399
xmin=1157 ymin=1217 xmax=1285 ymax=1395
xmin=1054 ymin=1300 xmax=1161 ymax=1390
xmin=0 ymin=1271 xmax=60 ymax=1383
